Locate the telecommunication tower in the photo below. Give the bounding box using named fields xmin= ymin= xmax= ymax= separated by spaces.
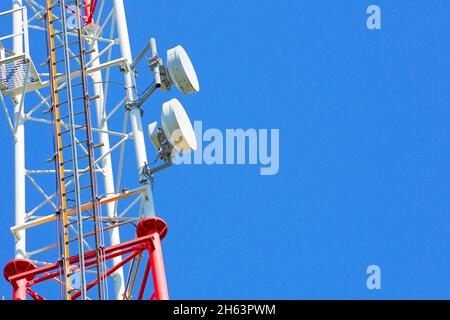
xmin=0 ymin=0 xmax=200 ymax=300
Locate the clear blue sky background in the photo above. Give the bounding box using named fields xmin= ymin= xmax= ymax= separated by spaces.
xmin=0 ymin=1 xmax=449 ymax=299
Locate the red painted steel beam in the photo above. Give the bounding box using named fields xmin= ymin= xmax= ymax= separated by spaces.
xmin=4 ymin=218 xmax=169 ymax=300
xmin=149 ymin=232 xmax=169 ymax=300
xmin=137 ymin=254 xmax=152 ymax=300
xmin=3 ymin=259 xmax=36 ymax=300
xmin=29 ymin=243 xmax=146 ymax=286
xmin=71 ymin=248 xmax=143 ymax=300
xmin=9 ymin=234 xmax=153 ymax=284
xmin=137 ymin=218 xmax=169 ymax=300
xmin=83 ymin=0 xmax=97 ymax=24
xmin=26 ymin=288 xmax=46 ymax=300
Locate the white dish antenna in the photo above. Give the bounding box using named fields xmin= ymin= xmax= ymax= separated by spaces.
xmin=166 ymin=45 xmax=200 ymax=95
xmin=161 ymin=98 xmax=197 ymax=153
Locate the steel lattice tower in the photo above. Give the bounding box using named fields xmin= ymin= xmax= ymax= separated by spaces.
xmin=0 ymin=0 xmax=193 ymax=300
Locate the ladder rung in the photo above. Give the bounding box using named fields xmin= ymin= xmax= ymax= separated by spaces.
xmin=51 ymin=30 xmax=63 ymax=38
xmin=52 ymin=54 xmax=81 ymax=65
xmin=64 ymin=215 xmax=95 ymax=227
xmin=50 ymin=27 xmax=78 ymax=39
xmin=49 ymin=18 xmax=62 ymax=24
xmin=63 ymin=184 xmax=92 ymax=196
xmin=62 ymin=154 xmax=91 ymax=165
xmin=62 ymin=173 xmax=74 ymax=181
xmin=76 ymin=154 xmax=90 ymax=161
xmin=55 ymin=82 xmax=83 ymax=93
xmin=61 ymin=174 xmax=75 ymax=181
xmin=49 ymin=4 xmax=61 ymax=11
xmin=57 ymin=96 xmax=86 ymax=107
xmin=63 ymin=189 xmax=75 ymax=196
xmin=61 ymin=158 xmax=73 ymax=165
xmin=52 ymin=40 xmax=80 ymax=51
xmin=59 ymin=125 xmax=86 ymax=136
xmin=69 ymin=53 xmax=82 ymax=61
xmin=57 ymin=111 xmax=85 ymax=122
xmin=56 ymin=100 xmax=69 ymax=107
xmin=85 ymin=48 xmax=95 ymax=55
xmin=58 ymin=139 xmax=88 ymax=151
xmin=74 ymin=96 xmax=88 ymax=102
xmin=69 ymin=40 xmax=82 ymax=47
xmin=64 ymin=198 xmax=96 ymax=214
xmin=55 ymin=69 xmax=84 ymax=80
xmin=52 ymin=59 xmax=64 ymax=65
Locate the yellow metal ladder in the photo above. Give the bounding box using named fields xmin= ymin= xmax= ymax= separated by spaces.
xmin=45 ymin=0 xmax=104 ymax=300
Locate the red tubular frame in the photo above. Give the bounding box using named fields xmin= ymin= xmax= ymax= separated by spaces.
xmin=83 ymin=0 xmax=97 ymax=25
xmin=137 ymin=255 xmax=152 ymax=300
xmin=13 ymin=279 xmax=27 ymax=300
xmin=71 ymin=248 xmax=144 ymax=300
xmin=59 ymin=0 xmax=97 ymax=25
xmin=4 ymin=218 xmax=169 ymax=300
xmin=149 ymin=232 xmax=169 ymax=300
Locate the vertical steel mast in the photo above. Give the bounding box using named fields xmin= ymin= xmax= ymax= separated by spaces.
xmin=112 ymin=1 xmax=156 ymax=217
xmin=113 ymin=0 xmax=168 ymax=299
xmin=12 ymin=0 xmax=26 ymax=260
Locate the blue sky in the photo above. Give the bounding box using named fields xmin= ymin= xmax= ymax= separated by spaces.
xmin=0 ymin=1 xmax=449 ymax=299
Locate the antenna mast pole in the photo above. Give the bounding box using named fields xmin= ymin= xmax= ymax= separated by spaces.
xmin=113 ymin=0 xmax=169 ymax=299
xmin=113 ymin=0 xmax=156 ymax=218
xmin=12 ymin=0 xmax=26 ymax=260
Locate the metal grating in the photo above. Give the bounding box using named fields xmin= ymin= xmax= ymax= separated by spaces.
xmin=0 ymin=55 xmax=39 ymax=91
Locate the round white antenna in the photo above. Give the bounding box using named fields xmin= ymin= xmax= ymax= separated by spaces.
xmin=166 ymin=45 xmax=200 ymax=95
xmin=161 ymin=98 xmax=197 ymax=153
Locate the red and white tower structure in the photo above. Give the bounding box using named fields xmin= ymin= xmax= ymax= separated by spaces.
xmin=0 ymin=0 xmax=200 ymax=300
